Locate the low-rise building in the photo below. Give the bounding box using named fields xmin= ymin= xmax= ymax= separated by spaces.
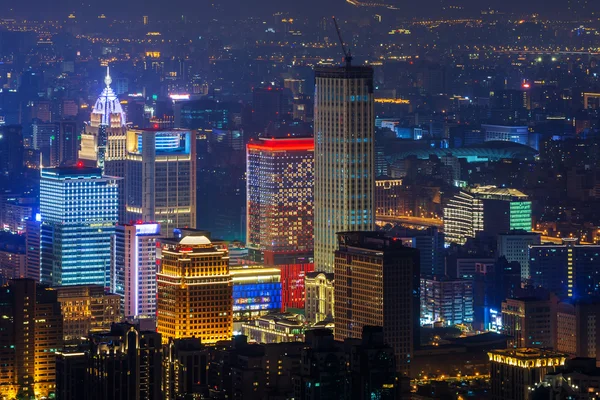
xmin=242 ymin=312 xmax=304 ymax=343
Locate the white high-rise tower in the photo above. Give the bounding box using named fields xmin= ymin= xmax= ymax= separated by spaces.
xmin=79 ymin=66 xmax=127 ymax=177
xmin=313 ymin=65 xmax=375 ymax=272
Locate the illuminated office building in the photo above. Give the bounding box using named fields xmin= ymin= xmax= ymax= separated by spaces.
xmin=501 ymin=295 xmax=557 ymax=349
xmin=40 ymin=166 xmax=120 ymax=286
xmin=334 ymin=231 xmax=419 ymax=376
xmin=111 ymin=222 xmax=161 ymax=318
xmin=54 ymin=284 xmax=121 ymax=341
xmin=157 ymin=235 xmax=232 ymax=344
xmin=246 ymin=137 xmax=314 ymax=261
xmin=304 ymin=271 xmax=334 ymax=324
xmin=125 ymin=128 xmax=196 ymax=233
xmin=246 ymin=137 xmax=314 ymax=309
xmin=314 ymin=66 xmax=375 ymax=272
xmin=79 ymin=67 xmax=127 ymax=176
xmin=230 ymin=265 xmax=281 ymax=321
xmin=0 ymin=279 xmax=63 ymax=400
xmin=488 ymin=349 xmax=566 ymax=400
xmin=529 ymin=239 xmax=600 ymax=298
xmin=444 ymin=186 xmax=531 ymax=245
xmin=420 ymin=276 xmax=474 ymax=327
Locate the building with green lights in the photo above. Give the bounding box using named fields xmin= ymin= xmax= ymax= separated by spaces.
xmin=444 ymin=186 xmax=532 ymax=244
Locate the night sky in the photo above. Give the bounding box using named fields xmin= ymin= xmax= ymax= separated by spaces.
xmin=1 ymin=0 xmax=583 ymax=20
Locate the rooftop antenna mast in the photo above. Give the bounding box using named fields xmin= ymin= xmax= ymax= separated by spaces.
xmin=332 ymin=16 xmax=352 ymax=68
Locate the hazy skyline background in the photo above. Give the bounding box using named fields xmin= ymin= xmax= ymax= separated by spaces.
xmin=0 ymin=0 xmax=586 ymax=20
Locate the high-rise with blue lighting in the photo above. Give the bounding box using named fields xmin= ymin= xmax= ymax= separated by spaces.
xmin=40 ymin=166 xmax=120 ymax=286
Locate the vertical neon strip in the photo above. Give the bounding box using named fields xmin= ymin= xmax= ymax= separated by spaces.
xmin=134 ymin=232 xmax=139 ymax=316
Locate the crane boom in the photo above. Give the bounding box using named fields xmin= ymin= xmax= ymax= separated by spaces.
xmin=332 ymin=16 xmax=352 ymax=67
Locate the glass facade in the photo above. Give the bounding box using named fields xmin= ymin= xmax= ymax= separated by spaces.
xmin=40 ymin=167 xmax=119 ymax=286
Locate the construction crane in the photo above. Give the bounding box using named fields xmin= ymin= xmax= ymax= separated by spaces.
xmin=332 ymin=16 xmax=352 ymax=68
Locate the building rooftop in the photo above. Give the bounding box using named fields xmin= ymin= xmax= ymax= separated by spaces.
xmin=470 ymin=185 xmax=528 ymax=199
xmin=179 ymin=235 xmax=211 ymax=246
xmin=41 ymin=165 xmax=102 ymax=177
xmin=488 ymin=348 xmax=568 ymax=365
xmin=388 ymin=141 xmax=537 ymax=164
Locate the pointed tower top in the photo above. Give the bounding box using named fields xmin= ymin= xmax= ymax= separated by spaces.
xmin=104 ymin=66 xmax=112 ymax=87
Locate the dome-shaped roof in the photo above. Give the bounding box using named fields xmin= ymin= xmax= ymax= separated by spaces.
xmin=90 ymin=66 xmax=126 ymax=127
xmin=179 ymin=235 xmax=211 ymax=246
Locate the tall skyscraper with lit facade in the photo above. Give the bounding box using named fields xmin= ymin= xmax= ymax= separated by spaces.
xmin=111 ymin=222 xmax=161 ymax=318
xmin=334 ymin=231 xmax=419 ymax=377
xmin=157 ymin=235 xmax=232 ymax=344
xmin=247 ymin=137 xmax=314 ymax=260
xmin=79 ymin=67 xmax=127 ymax=177
xmin=0 ymin=279 xmax=63 ymax=400
xmin=125 ymin=128 xmax=196 ymax=233
xmin=246 ymin=137 xmax=315 ymax=309
xmin=40 ymin=166 xmax=119 ymax=286
xmin=314 ymin=66 xmax=375 ymax=272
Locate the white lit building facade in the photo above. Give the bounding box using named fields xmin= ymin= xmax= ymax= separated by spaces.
xmin=125 ymin=128 xmax=196 ymax=233
xmin=111 ymin=222 xmax=161 ymax=318
xmin=313 ymin=66 xmax=375 ymax=272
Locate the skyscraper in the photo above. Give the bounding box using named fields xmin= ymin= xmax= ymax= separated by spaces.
xmin=157 ymin=234 xmax=232 ymax=344
xmin=125 ymin=128 xmax=196 ymax=232
xmin=32 ymin=120 xmax=59 ymax=168
xmin=40 ymin=166 xmax=120 ymax=286
xmin=246 ymin=137 xmax=315 ymax=310
xmin=334 ymin=231 xmax=419 ymax=376
xmin=0 ymin=279 xmax=63 ymax=400
xmin=58 ymin=119 xmax=79 ymax=166
xmin=313 ymin=65 xmax=375 ymax=272
xmin=111 ymin=222 xmax=161 ymax=318
xmin=246 ymin=137 xmax=314 ymax=262
xmin=79 ymin=67 xmax=127 ymax=177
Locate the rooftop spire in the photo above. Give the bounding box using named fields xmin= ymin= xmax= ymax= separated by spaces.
xmin=104 ymin=66 xmax=112 ymax=87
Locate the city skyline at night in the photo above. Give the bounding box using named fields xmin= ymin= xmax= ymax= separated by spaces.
xmin=2 ymin=1 xmax=600 ymax=399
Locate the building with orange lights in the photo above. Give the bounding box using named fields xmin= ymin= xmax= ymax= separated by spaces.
xmin=334 ymin=231 xmax=420 ymax=377
xmin=0 ymin=279 xmax=63 ymax=399
xmin=156 ymin=234 xmax=232 ymax=344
